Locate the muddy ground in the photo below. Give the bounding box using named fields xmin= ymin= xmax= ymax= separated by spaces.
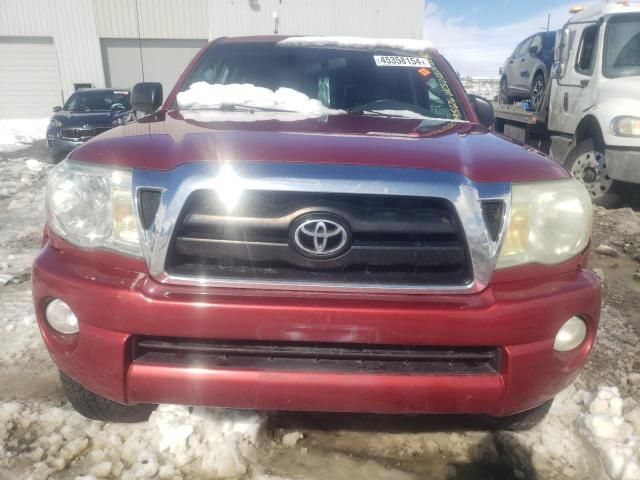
xmin=1 ymin=141 xmax=639 ymax=480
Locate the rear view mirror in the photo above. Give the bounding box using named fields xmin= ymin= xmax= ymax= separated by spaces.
xmin=52 ymin=106 xmax=62 ymax=113
xmin=131 ymin=82 xmax=163 ymax=114
xmin=528 ymin=45 xmax=539 ymax=55
xmin=551 ymin=62 xmax=563 ymax=79
xmin=468 ymin=94 xmax=495 ymax=128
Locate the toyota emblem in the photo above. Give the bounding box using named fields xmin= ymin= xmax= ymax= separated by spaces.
xmin=290 ymin=215 xmax=351 ymax=259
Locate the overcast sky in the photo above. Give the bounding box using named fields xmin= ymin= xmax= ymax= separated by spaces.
xmin=423 ymin=0 xmax=600 ymax=77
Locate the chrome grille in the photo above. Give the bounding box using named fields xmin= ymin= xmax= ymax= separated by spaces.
xmin=166 ymin=190 xmax=473 ymax=287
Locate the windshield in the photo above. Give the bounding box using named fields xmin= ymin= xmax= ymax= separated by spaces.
xmin=178 ymin=44 xmax=465 ymax=120
xmin=603 ymin=14 xmax=640 ymax=78
xmin=63 ymin=90 xmax=131 ymax=112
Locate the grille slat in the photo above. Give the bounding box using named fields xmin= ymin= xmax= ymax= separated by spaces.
xmin=167 ymin=190 xmax=473 ymax=287
xmin=60 ymin=127 xmax=111 ymax=140
xmin=133 ymin=338 xmax=501 ymax=375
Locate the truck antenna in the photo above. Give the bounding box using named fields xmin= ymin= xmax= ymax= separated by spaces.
xmin=134 ymin=0 xmax=146 ymax=82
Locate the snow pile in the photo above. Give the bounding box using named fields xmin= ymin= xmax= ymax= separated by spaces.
xmin=177 ymin=82 xmax=340 ymax=117
xmin=583 ymin=386 xmax=640 ymax=480
xmin=0 ymin=401 xmax=266 ymax=479
xmin=278 ymin=36 xmax=434 ymax=53
xmin=0 ymin=118 xmax=49 ymax=152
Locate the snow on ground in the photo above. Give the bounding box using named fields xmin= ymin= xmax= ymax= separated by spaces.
xmin=177 ymin=82 xmax=341 ymax=116
xmin=0 ymin=119 xmax=639 ymax=480
xmin=0 ymin=119 xmax=49 ymax=153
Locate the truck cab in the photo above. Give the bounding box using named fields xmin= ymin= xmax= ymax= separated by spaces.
xmin=549 ymin=4 xmax=640 ymax=204
xmin=495 ymin=3 xmax=640 ymax=206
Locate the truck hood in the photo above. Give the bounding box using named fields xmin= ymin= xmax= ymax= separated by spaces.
xmin=70 ymin=110 xmax=569 ymax=183
xmin=598 ymin=76 xmax=640 ymax=110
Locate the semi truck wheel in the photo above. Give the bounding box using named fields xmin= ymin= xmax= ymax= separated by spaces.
xmin=60 ymin=371 xmax=157 ymax=423
xmin=474 ymin=399 xmax=553 ymax=431
xmin=565 ymin=139 xmax=626 ymax=208
xmin=530 ymin=72 xmax=545 ymax=111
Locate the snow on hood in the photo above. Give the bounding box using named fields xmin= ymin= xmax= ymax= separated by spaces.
xmin=278 ymin=36 xmax=435 ymax=54
xmin=177 ymin=82 xmax=342 ymax=117
xmin=0 ymin=118 xmax=49 ymax=152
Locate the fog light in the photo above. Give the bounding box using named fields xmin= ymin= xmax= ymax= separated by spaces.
xmin=45 ymin=299 xmax=79 ymax=334
xmin=554 ymin=316 xmax=587 ymax=352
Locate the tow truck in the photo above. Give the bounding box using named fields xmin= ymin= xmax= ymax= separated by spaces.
xmin=493 ymin=2 xmax=640 ymax=206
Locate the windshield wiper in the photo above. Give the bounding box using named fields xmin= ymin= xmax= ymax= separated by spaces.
xmin=347 ymin=109 xmax=412 ymax=118
xmin=196 ymin=104 xmax=297 ymax=113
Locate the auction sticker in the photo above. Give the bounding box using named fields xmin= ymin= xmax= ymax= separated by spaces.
xmin=374 ymin=55 xmax=431 ymax=67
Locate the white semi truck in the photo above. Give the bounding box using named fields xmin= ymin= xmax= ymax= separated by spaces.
xmin=493 ymin=2 xmax=640 ymax=206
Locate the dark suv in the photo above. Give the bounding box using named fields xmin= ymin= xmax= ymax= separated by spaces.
xmin=499 ymin=31 xmax=556 ymax=109
xmin=46 ymin=88 xmax=132 ymax=158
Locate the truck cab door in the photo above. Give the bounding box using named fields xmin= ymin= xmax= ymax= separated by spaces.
xmin=549 ymin=24 xmax=600 ymax=134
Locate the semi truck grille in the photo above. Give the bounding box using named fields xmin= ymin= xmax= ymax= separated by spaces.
xmin=166 ymin=190 xmax=473 ymax=287
xmin=133 ymin=338 xmax=501 ymax=375
xmin=60 ymin=127 xmax=111 ymax=140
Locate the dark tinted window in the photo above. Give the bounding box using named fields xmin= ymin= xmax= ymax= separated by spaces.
xmin=604 ymin=14 xmax=640 ymax=78
xmin=576 ymin=24 xmax=599 ymax=74
xmin=64 ymin=90 xmax=131 ymax=112
xmin=181 ymin=44 xmax=465 ymax=120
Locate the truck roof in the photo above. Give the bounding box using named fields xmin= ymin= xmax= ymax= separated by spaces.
xmin=568 ymin=2 xmax=640 ymax=24
xmin=215 ymin=35 xmax=436 ymax=54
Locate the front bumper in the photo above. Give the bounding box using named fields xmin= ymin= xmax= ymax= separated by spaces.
xmin=32 ymin=244 xmax=601 ymax=416
xmin=606 ymin=147 xmax=640 ymax=184
xmin=47 ymin=131 xmax=83 ymax=153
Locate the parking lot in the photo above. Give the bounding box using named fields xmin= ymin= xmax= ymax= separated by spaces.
xmin=1 ymin=134 xmax=639 ymax=480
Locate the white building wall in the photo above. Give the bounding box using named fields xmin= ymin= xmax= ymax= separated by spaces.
xmin=0 ymin=0 xmax=424 ymax=114
xmin=207 ymin=0 xmax=424 ymax=40
xmin=0 ymin=0 xmax=105 ymax=102
xmin=94 ymin=0 xmax=209 ymax=38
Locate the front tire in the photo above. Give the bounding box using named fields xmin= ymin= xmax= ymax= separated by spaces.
xmin=475 ymin=399 xmax=553 ymax=431
xmin=530 ymin=72 xmax=545 ymax=111
xmin=60 ymin=371 xmax=157 ymax=423
xmin=565 ymin=139 xmax=627 ymax=208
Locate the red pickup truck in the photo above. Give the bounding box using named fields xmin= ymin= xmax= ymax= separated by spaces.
xmin=33 ymin=36 xmax=600 ymax=429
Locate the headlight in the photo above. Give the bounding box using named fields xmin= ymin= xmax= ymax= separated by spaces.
xmin=611 ymin=116 xmax=640 ymax=137
xmin=497 ymin=179 xmax=592 ymax=269
xmin=49 ymin=118 xmax=62 ymax=128
xmin=46 ymin=160 xmax=141 ymax=257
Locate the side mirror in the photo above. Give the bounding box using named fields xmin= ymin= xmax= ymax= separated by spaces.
xmin=528 ymin=45 xmax=539 ymax=55
xmin=131 ymin=82 xmax=163 ymax=114
xmin=498 ymin=66 xmax=504 ymax=76
xmin=468 ymin=94 xmax=495 ymax=128
xmin=551 ymin=62 xmax=563 ymax=79
xmin=52 ymin=106 xmax=62 ymax=113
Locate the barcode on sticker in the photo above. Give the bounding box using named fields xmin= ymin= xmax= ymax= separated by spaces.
xmin=374 ymin=56 xmax=431 ymax=68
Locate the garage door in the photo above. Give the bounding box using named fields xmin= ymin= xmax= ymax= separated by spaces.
xmin=101 ymin=39 xmax=207 ymax=96
xmin=0 ymin=37 xmax=63 ymax=119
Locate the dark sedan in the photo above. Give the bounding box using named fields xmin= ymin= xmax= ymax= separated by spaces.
xmin=47 ymin=88 xmax=132 ymax=158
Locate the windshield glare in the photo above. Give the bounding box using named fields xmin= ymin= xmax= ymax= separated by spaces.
xmin=180 ymin=45 xmax=465 ymax=120
xmin=604 ymin=14 xmax=640 ymax=78
xmin=63 ymin=90 xmax=131 ymax=112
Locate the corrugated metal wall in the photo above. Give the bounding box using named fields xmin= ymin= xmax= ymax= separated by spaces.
xmin=94 ymin=0 xmax=209 ymax=39
xmin=0 ymin=0 xmax=105 ymax=104
xmin=0 ymin=0 xmax=424 ymax=117
xmin=208 ymin=0 xmax=424 ymax=40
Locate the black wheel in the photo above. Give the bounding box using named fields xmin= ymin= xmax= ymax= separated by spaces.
xmin=60 ymin=371 xmax=157 ymax=423
xmin=474 ymin=399 xmax=553 ymax=431
xmin=498 ymin=77 xmax=514 ymax=104
xmin=530 ymin=72 xmax=545 ymax=111
xmin=565 ymin=138 xmax=628 ymax=208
